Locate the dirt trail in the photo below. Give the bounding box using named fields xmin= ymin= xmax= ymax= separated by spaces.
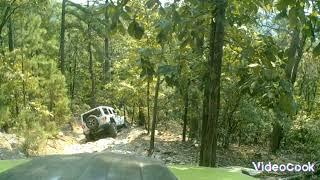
xmin=0 ymin=122 xmax=198 ymax=165
xmin=41 ymin=125 xmax=199 ymax=165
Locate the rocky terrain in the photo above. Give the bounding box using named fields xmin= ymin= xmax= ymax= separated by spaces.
xmin=45 ymin=126 xmax=199 ymax=165
xmin=1 ymin=125 xmax=318 ymax=179
xmin=0 ymin=124 xmax=199 ymax=166
xmin=0 ymin=132 xmax=25 ymax=160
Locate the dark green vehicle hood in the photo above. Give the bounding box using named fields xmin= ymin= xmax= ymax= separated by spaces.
xmin=0 ymin=152 xmax=255 ymax=180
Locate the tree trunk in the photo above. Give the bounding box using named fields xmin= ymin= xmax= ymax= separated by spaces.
xmin=238 ymin=129 xmax=242 ymax=147
xmin=189 ymin=94 xmax=199 ymax=140
xmin=14 ymin=91 xmax=19 ymax=115
xmin=88 ymin=39 xmax=95 ymax=107
xmin=270 ymin=28 xmax=306 ymax=153
xmin=8 ymin=16 xmax=14 ymax=51
xmin=87 ymin=1 xmax=96 ymax=108
xmin=72 ymin=54 xmax=77 ymax=101
xmin=0 ymin=6 xmax=12 ymax=49
xmin=104 ymin=37 xmax=110 ymax=81
xmin=123 ymin=104 xmax=126 ymax=121
xmin=103 ymin=0 xmax=110 ymax=82
xmin=138 ymin=104 xmax=145 ymax=127
xmin=285 ymin=29 xmax=305 ymax=83
xmin=147 ymin=80 xmax=151 ymax=134
xmin=223 ymin=118 xmax=231 ymax=149
xmin=131 ymin=104 xmax=135 ymax=125
xmin=182 ymin=83 xmax=189 ymax=142
xmin=200 ymin=0 xmax=226 ymax=167
xmin=22 ymin=59 xmax=26 ymax=107
xmin=59 ymin=0 xmax=67 ymax=74
xmin=20 ymin=19 xmax=26 ymax=107
xmin=200 ymin=82 xmax=208 ymax=165
xmin=70 ymin=49 xmax=77 ymax=111
xmin=148 ymin=75 xmax=161 ymax=156
xmin=223 ymin=94 xmax=242 ymax=149
xmin=270 ymin=120 xmax=283 ymax=153
xmin=8 ymin=17 xmax=17 ymax=118
xmin=48 ymin=90 xmax=53 ymax=112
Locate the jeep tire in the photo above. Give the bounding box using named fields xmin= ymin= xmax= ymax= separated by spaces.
xmin=108 ymin=122 xmax=117 ymax=138
xmin=85 ymin=133 xmax=95 ymax=142
xmin=123 ymin=120 xmax=129 ymax=128
xmin=85 ymin=115 xmax=99 ymax=130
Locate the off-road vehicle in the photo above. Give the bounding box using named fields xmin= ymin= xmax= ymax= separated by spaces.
xmin=80 ymin=106 xmax=127 ymax=141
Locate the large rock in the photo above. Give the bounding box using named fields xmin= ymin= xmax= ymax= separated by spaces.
xmin=0 ymin=132 xmax=26 ymax=160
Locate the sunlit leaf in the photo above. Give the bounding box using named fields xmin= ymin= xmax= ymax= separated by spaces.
xmin=248 ymin=63 xmax=259 ymax=68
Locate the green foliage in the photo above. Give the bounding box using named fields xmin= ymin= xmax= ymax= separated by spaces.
xmin=0 ymin=54 xmax=70 ymax=125
xmin=286 ymin=111 xmax=320 ymax=159
xmin=0 ymin=0 xmax=319 ymax=165
xmin=0 ymin=53 xmax=70 ymax=152
xmin=128 ymin=20 xmax=145 ymax=40
xmin=20 ymin=119 xmax=48 ymax=156
xmin=313 ymin=42 xmax=320 ymax=57
xmin=169 ymin=166 xmax=255 ymax=180
xmin=0 ymin=2 xmax=70 ymax=150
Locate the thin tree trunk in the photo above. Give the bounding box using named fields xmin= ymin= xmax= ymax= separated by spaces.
xmin=69 ymin=54 xmax=73 ymax=98
xmin=70 ymin=44 xmax=78 ymax=112
xmin=270 ymin=119 xmax=283 ymax=152
xmin=14 ymin=92 xmax=19 ymax=115
xmin=123 ymin=104 xmax=126 ymax=121
xmin=182 ymin=83 xmax=190 ymax=142
xmin=104 ymin=37 xmax=110 ymax=81
xmin=144 ymin=6 xmax=152 ymax=134
xmin=8 ymin=17 xmax=18 ymax=117
xmin=238 ymin=129 xmax=242 ymax=147
xmin=147 ymin=80 xmax=151 ymax=134
xmin=49 ymin=91 xmax=53 ymax=112
xmin=189 ymin=94 xmax=199 ymax=140
xmin=285 ymin=29 xmax=303 ymax=83
xmin=87 ymin=0 xmax=96 ymax=108
xmin=200 ymin=0 xmax=227 ymax=167
xmin=20 ymin=18 xmax=26 ymax=107
xmin=223 ymin=118 xmax=232 ymax=149
xmin=132 ymin=104 xmax=135 ymax=125
xmin=71 ymin=52 xmax=77 ymax=102
xmin=148 ymin=75 xmax=161 ymax=156
xmin=88 ymin=38 xmax=95 ymax=107
xmin=0 ymin=5 xmax=13 ymax=49
xmin=200 ymin=82 xmax=208 ymax=165
xmin=223 ymin=94 xmax=242 ymax=149
xmin=22 ymin=59 xmax=26 ymax=107
xmin=59 ymin=0 xmax=67 ymax=74
xmin=103 ymin=0 xmax=110 ymax=82
xmin=8 ymin=16 xmax=14 ymax=51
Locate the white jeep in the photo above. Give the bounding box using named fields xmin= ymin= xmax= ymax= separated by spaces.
xmin=80 ymin=106 xmax=127 ymax=140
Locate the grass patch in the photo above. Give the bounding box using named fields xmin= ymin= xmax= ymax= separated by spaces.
xmin=169 ymin=165 xmax=256 ymax=180
xmin=0 ymin=159 xmax=29 ymax=173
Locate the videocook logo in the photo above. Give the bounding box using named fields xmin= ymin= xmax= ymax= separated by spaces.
xmin=252 ymin=162 xmax=316 ymax=172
